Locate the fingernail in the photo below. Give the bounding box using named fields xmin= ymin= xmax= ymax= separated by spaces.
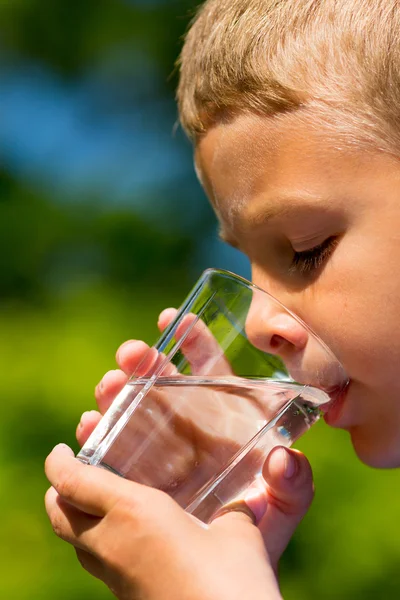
xmin=80 ymin=411 xmax=95 ymax=426
xmin=283 ymin=448 xmax=298 ymax=479
xmin=116 ymin=340 xmax=137 ymax=363
xmin=158 ymin=308 xmax=176 ymax=326
xmin=52 ymin=443 xmax=72 ymax=454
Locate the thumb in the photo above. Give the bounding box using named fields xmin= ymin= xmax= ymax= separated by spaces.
xmin=259 ymin=446 xmax=314 ymax=567
xmin=208 ymin=481 xmax=269 ymax=536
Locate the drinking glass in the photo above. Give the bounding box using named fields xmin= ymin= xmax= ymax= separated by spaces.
xmin=78 ymin=269 xmax=348 ymax=524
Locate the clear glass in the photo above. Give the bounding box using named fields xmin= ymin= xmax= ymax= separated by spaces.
xmin=78 ymin=269 xmax=348 ymax=524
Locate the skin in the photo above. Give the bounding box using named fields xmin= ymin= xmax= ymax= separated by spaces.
xmin=45 ymin=311 xmax=315 ymax=599
xmin=45 ymin=331 xmax=314 ymax=600
xmin=196 ymin=111 xmax=400 ymax=469
xmin=45 ymin=109 xmax=400 ymax=598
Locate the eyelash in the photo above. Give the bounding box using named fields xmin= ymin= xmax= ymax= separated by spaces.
xmin=290 ymin=236 xmax=338 ymax=274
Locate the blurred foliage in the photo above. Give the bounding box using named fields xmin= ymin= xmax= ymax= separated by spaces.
xmin=0 ymin=169 xmax=194 ymax=303
xmin=0 ymin=0 xmax=399 ymax=599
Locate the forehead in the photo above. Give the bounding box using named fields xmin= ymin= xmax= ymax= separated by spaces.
xmin=194 ymin=112 xmax=375 ymax=232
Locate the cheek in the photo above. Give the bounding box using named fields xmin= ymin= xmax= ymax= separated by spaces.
xmin=252 ymin=231 xmax=400 ymax=397
xmin=301 ymin=246 xmax=400 ymax=390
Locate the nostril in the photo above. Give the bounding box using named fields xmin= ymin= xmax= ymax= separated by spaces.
xmin=270 ymin=334 xmax=286 ymax=351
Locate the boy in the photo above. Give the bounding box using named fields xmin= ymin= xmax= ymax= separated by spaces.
xmin=45 ymin=1 xmax=400 ymax=598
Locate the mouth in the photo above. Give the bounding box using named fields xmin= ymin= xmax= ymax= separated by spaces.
xmin=321 ymin=381 xmax=350 ymax=427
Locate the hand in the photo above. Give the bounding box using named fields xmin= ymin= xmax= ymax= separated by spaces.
xmin=76 ymin=309 xmax=300 ymax=510
xmin=45 ymin=442 xmax=314 ymax=600
xmin=45 ymin=307 xmax=314 ymax=599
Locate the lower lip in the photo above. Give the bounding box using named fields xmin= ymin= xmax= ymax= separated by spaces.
xmin=322 ymin=384 xmax=349 ymax=427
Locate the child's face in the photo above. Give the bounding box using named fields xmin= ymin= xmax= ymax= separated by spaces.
xmin=195 ymin=112 xmax=400 ymax=469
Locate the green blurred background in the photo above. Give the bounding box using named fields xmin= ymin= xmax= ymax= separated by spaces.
xmin=0 ymin=1 xmax=398 ymax=598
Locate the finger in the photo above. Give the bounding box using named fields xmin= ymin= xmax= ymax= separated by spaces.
xmin=209 ymin=502 xmax=281 ymax=600
xmin=116 ymin=340 xmax=178 ymax=379
xmin=259 ymin=447 xmax=314 ymax=566
xmin=76 ymin=411 xmax=102 ymax=447
xmin=150 ymin=350 xmax=179 ymax=376
xmin=45 ymin=444 xmax=135 ymax=516
xmin=116 ymin=341 xmax=159 ymax=377
xmin=157 ymin=307 xmax=178 ymax=332
xmin=209 ymin=477 xmax=269 ymax=528
xmin=95 ymin=359 xmax=177 ymax=417
xmin=177 ymin=314 xmax=233 ymax=375
xmin=159 ymin=309 xmax=232 ymax=376
xmin=211 ymin=506 xmax=261 ymax=534
xmin=209 ymin=485 xmax=270 ymax=562
xmin=45 ymin=486 xmax=101 ymax=551
xmin=95 ymin=369 xmax=128 ymax=414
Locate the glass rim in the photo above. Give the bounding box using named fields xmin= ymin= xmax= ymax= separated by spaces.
xmin=199 ymin=267 xmax=348 ymax=380
xmin=128 ymin=375 xmax=330 ymax=406
xmin=78 ymin=268 xmax=349 ymax=469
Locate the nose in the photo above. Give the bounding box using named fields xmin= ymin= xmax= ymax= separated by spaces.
xmin=244 ymin=286 xmax=316 ymax=387
xmin=245 ymin=290 xmax=309 ymax=357
xmin=245 ymin=284 xmax=346 ymax=392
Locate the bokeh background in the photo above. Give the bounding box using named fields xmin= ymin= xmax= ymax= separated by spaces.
xmin=1 ymin=1 xmax=399 ymax=598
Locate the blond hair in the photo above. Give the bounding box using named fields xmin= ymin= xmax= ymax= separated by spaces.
xmin=177 ymin=0 xmax=400 ymax=154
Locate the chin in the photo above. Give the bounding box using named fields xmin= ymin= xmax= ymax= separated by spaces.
xmin=350 ymin=428 xmax=400 ymax=469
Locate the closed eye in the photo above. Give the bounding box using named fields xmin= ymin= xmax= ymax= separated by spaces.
xmin=290 ymin=236 xmax=339 ymax=274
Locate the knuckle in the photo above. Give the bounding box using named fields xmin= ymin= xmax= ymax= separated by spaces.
xmin=50 ymin=511 xmax=67 ymax=540
xmin=55 ymin=468 xmax=80 ymax=501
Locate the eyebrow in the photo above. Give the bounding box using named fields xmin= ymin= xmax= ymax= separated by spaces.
xmin=217 ymin=198 xmax=292 ymax=250
xmin=217 ymin=192 xmax=335 ymax=249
